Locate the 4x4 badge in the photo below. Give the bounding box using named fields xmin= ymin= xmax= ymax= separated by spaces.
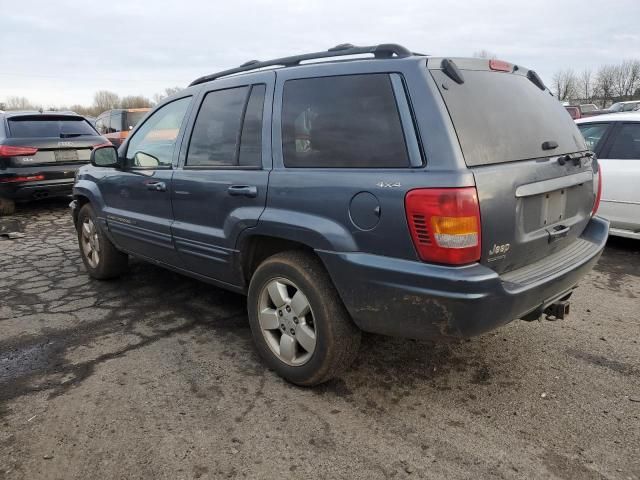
xmin=376 ymin=181 xmax=401 ymax=188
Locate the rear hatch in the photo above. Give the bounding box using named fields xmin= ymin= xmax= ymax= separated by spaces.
xmin=3 ymin=115 xmax=104 ymax=167
xmin=429 ymin=58 xmax=597 ymax=275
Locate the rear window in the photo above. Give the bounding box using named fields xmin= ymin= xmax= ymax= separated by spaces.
xmin=282 ymin=74 xmax=409 ymax=168
xmin=431 ymin=69 xmax=587 ymax=166
xmin=8 ymin=117 xmax=96 ymax=138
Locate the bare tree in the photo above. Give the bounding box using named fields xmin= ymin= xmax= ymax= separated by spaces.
xmin=152 ymin=86 xmax=183 ymax=105
xmin=473 ymin=49 xmax=497 ymax=59
xmin=120 ymin=95 xmax=153 ymax=109
xmin=612 ymin=60 xmax=640 ymax=100
xmin=552 ymin=69 xmax=577 ymax=101
xmin=93 ymin=90 xmax=120 ymax=113
xmin=594 ymin=65 xmax=616 ymax=108
xmin=5 ymin=96 xmax=36 ymax=110
xmin=578 ymin=69 xmax=593 ymax=102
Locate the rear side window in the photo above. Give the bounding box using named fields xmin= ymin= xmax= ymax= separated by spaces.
xmin=578 ymin=123 xmax=609 ymax=151
xmin=608 ymin=123 xmax=640 ymax=159
xmin=186 ymin=84 xmax=265 ymax=167
xmin=7 ymin=117 xmax=96 ymax=138
xmin=281 ymin=74 xmax=410 ymax=168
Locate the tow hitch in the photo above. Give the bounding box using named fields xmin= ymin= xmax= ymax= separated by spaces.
xmin=544 ymin=300 xmax=571 ymax=320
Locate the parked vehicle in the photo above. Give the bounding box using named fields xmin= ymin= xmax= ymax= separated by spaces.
xmin=71 ymin=44 xmax=608 ymax=385
xmin=577 ymin=113 xmax=640 ymax=239
xmin=95 ymin=108 xmax=150 ymax=147
xmin=580 ymin=104 xmax=599 ymax=113
xmin=0 ymin=111 xmax=108 ymax=215
xmin=586 ymin=100 xmax=640 ymax=117
xmin=565 ymin=106 xmax=581 ymax=119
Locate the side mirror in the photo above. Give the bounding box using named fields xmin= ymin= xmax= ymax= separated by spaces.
xmin=91 ymin=144 xmax=120 ymax=168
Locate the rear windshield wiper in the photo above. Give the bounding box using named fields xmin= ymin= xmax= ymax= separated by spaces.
xmin=59 ymin=133 xmax=93 ymax=138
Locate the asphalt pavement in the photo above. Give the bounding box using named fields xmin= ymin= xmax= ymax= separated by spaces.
xmin=0 ymin=199 xmax=638 ymax=480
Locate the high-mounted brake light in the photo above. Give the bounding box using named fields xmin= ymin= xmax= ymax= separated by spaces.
xmin=405 ymin=187 xmax=482 ymax=265
xmin=592 ymin=169 xmax=602 ymax=216
xmin=0 ymin=145 xmax=38 ymax=157
xmin=489 ymin=59 xmax=512 ymax=72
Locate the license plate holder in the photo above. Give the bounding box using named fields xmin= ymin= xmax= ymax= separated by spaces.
xmin=540 ymin=189 xmax=567 ymax=226
xmin=54 ymin=150 xmax=79 ymax=162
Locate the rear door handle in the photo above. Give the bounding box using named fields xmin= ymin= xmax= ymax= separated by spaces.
xmin=227 ymin=185 xmax=257 ymax=198
xmin=145 ymin=181 xmax=166 ymax=192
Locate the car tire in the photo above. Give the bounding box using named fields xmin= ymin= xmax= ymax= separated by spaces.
xmin=77 ymin=203 xmax=128 ymax=280
xmin=0 ymin=197 xmax=16 ymax=216
xmin=247 ymin=250 xmax=361 ymax=386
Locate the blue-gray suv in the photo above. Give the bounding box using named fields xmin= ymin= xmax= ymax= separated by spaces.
xmin=71 ymin=44 xmax=609 ymax=385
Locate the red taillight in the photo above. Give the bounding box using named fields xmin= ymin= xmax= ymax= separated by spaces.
xmin=0 ymin=174 xmax=45 ymax=183
xmin=489 ymin=59 xmax=512 ymax=72
xmin=0 ymin=145 xmax=38 ymax=157
xmin=592 ymin=169 xmax=602 ymax=216
xmin=405 ymin=187 xmax=482 ymax=265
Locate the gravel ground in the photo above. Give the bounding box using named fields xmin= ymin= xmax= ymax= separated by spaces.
xmin=0 ymin=199 xmax=638 ymax=480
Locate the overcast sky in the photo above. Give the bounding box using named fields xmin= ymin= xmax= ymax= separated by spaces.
xmin=1 ymin=0 xmax=639 ymax=107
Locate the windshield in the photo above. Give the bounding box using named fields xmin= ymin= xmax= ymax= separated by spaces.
xmin=124 ymin=111 xmax=148 ymax=130
xmin=431 ymin=69 xmax=586 ymax=166
xmin=608 ymin=103 xmax=623 ymax=112
xmin=8 ymin=117 xmax=97 ymax=138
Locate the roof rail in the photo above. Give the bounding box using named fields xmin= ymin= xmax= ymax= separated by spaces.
xmin=189 ymin=43 xmax=413 ymax=87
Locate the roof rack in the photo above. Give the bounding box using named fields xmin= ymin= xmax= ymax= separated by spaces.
xmin=189 ymin=43 xmax=414 ymax=87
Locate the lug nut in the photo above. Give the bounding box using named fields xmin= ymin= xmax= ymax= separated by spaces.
xmin=278 ymin=310 xmax=283 ymax=316
xmin=293 ymin=317 xmax=299 ymax=324
xmin=280 ymin=324 xmax=285 ymax=330
xmin=290 ymin=328 xmax=295 ymax=335
xmin=285 ymin=305 xmax=291 ymax=313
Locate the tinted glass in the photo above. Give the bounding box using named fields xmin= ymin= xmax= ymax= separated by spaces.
xmin=623 ymin=103 xmax=639 ymax=112
xmin=608 ymin=123 xmax=640 ymax=159
xmin=126 ymin=97 xmax=191 ymax=168
xmin=578 ymin=123 xmax=609 ymax=151
xmin=187 ymin=87 xmax=248 ymax=167
xmin=432 ymin=69 xmax=587 ymax=166
xmin=108 ymin=112 xmax=123 ymax=133
xmin=8 ymin=117 xmax=96 ymax=138
xmin=125 ymin=111 xmax=147 ymax=130
xmin=282 ymin=74 xmax=409 ymax=168
xmin=239 ymin=84 xmax=266 ymax=167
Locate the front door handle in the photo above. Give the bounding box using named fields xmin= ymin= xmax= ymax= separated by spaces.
xmin=145 ymin=181 xmax=166 ymax=192
xmin=227 ymin=185 xmax=258 ymax=198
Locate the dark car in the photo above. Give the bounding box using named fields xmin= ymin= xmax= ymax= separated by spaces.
xmin=71 ymin=44 xmax=608 ymax=385
xmin=95 ymin=108 xmax=150 ymax=147
xmin=0 ymin=111 xmax=108 ymax=215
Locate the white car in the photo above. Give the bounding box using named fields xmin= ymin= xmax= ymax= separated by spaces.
xmin=577 ymin=113 xmax=640 ymax=239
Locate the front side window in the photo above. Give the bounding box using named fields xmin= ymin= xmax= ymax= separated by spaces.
xmin=281 ymin=74 xmax=410 ymax=168
xmin=126 ymin=97 xmax=191 ymax=168
xmin=109 ymin=112 xmax=123 ymax=133
xmin=186 ymin=84 xmax=265 ymax=167
xmin=608 ymin=123 xmax=640 ymax=159
xmin=96 ymin=116 xmax=107 ymax=135
xmin=578 ymin=123 xmax=610 ymax=151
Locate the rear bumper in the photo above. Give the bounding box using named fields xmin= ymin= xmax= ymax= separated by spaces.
xmin=0 ymin=164 xmax=83 ymax=200
xmin=319 ymin=216 xmax=609 ymax=340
